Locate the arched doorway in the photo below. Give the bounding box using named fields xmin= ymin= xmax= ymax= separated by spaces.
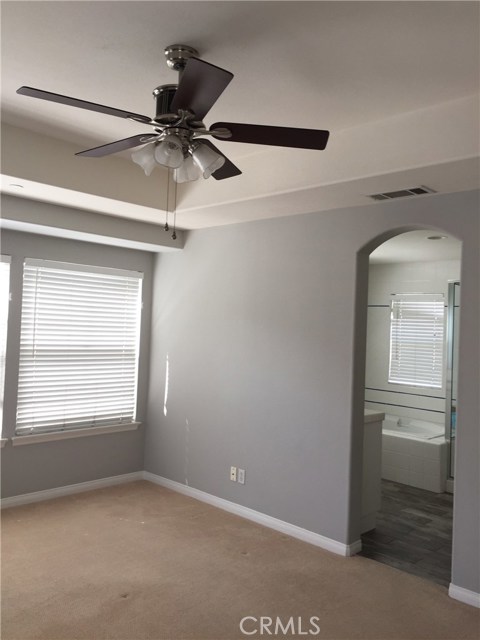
xmin=353 ymin=227 xmax=462 ymax=587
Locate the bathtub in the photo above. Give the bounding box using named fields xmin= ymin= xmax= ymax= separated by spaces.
xmin=382 ymin=416 xmax=444 ymax=440
xmin=381 ymin=414 xmax=447 ymax=493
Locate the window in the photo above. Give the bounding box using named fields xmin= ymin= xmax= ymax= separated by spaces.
xmin=0 ymin=256 xmax=11 ymax=431
xmin=388 ymin=294 xmax=445 ymax=389
xmin=16 ymin=259 xmax=143 ymax=435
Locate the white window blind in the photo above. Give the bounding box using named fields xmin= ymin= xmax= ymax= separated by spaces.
xmin=16 ymin=259 xmax=143 ymax=434
xmin=388 ymin=293 xmax=445 ymax=389
xmin=0 ymin=257 xmax=11 ymax=432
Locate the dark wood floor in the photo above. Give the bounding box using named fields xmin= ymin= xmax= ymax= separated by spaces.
xmin=359 ymin=480 xmax=453 ymax=587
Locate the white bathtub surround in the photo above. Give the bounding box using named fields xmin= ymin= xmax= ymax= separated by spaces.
xmin=361 ymin=410 xmax=384 ymax=533
xmin=381 ymin=415 xmax=447 ymax=493
xmin=383 ymin=416 xmax=444 ymax=440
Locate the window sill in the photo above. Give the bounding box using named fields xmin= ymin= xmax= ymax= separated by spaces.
xmin=11 ymin=422 xmax=141 ymax=446
xmin=0 ymin=438 xmax=7 ymax=448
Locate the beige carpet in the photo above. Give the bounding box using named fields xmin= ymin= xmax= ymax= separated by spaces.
xmin=1 ymin=481 xmax=478 ymax=640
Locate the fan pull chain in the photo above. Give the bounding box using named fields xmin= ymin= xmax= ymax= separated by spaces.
xmin=171 ymin=176 xmax=177 ymax=240
xmin=164 ymin=168 xmax=170 ymax=231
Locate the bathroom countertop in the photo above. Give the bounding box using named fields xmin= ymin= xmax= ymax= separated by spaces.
xmin=364 ymin=409 xmax=385 ymax=424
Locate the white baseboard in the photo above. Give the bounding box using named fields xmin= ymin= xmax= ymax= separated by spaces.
xmin=449 ymin=583 xmax=480 ymax=608
xmin=143 ymin=471 xmax=360 ymax=557
xmin=445 ymin=478 xmax=454 ymax=494
xmin=0 ymin=469 xmax=361 ymax=558
xmin=0 ymin=471 xmax=144 ymax=509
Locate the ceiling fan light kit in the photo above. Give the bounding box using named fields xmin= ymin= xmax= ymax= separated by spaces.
xmin=16 ymin=43 xmax=330 ymax=185
xmin=190 ymin=141 xmax=225 ymax=179
xmin=175 ymin=156 xmax=200 ymax=184
xmin=131 ymin=144 xmax=157 ymax=176
xmin=153 ymin=135 xmax=184 ymax=169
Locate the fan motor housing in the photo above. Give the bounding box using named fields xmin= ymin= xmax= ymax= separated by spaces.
xmin=153 ymin=44 xmax=202 ymax=124
xmin=152 ymin=84 xmax=178 ymax=123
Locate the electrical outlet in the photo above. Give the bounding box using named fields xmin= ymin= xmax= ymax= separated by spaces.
xmin=238 ymin=468 xmax=245 ymax=485
xmin=230 ymin=466 xmax=237 ymax=482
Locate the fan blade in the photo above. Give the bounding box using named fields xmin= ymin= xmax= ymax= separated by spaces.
xmin=75 ymin=134 xmax=158 ymax=158
xmin=210 ymin=122 xmax=330 ymax=150
xmin=201 ymin=140 xmax=242 ymax=180
xmin=170 ymin=58 xmax=233 ymax=120
xmin=16 ymin=86 xmax=152 ymax=124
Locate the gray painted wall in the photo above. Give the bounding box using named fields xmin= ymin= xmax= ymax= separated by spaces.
xmin=145 ymin=190 xmax=479 ymax=593
xmin=1 ymin=229 xmax=153 ymax=497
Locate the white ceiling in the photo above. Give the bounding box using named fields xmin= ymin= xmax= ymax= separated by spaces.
xmin=369 ymin=230 xmax=462 ymax=264
xmin=1 ymin=1 xmax=479 ymax=233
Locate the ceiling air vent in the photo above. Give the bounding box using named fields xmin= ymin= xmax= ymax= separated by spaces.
xmin=369 ymin=186 xmax=436 ymax=201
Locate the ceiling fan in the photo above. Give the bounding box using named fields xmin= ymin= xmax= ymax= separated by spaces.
xmin=17 ymin=44 xmax=330 ymax=183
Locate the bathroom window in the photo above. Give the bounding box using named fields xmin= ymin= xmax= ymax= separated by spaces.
xmin=15 ymin=259 xmax=143 ymax=435
xmin=388 ymin=294 xmax=445 ymax=389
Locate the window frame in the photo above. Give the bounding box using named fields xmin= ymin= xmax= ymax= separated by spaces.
xmin=15 ymin=258 xmax=144 ymax=436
